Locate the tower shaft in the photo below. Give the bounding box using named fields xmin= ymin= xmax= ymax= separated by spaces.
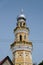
xmin=10 ymin=11 xmax=33 ymax=65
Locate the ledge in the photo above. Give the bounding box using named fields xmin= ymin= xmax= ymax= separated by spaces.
xmin=14 ymin=27 xmax=29 ymax=32
xmin=10 ymin=41 xmax=32 ymax=48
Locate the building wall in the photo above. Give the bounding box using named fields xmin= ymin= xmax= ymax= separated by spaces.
xmin=13 ymin=50 xmax=32 ymax=65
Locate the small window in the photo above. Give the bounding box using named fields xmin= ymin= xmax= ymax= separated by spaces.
xmin=19 ymin=52 xmax=23 ymax=56
xmin=23 ymin=22 xmax=25 ymax=26
xmin=26 ymin=55 xmax=28 ymax=56
xmin=20 ymin=35 xmax=22 ymax=41
xmin=25 ymin=52 xmax=29 ymax=56
xmin=19 ymin=54 xmax=22 ymax=56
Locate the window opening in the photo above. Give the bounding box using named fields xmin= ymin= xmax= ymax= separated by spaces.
xmin=20 ymin=35 xmax=22 ymax=41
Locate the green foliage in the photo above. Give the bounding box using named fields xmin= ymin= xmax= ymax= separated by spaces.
xmin=38 ymin=61 xmax=43 ymax=65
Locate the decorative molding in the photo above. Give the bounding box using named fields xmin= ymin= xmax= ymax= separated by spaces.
xmin=10 ymin=41 xmax=32 ymax=48
xmin=14 ymin=29 xmax=28 ymax=35
xmin=12 ymin=45 xmax=32 ymax=52
xmin=14 ymin=27 xmax=29 ymax=32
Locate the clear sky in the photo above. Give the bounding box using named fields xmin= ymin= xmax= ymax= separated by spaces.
xmin=0 ymin=0 xmax=43 ymax=64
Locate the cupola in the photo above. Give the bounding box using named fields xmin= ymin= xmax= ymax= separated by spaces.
xmin=17 ymin=10 xmax=26 ymax=27
xmin=17 ymin=9 xmax=26 ymax=21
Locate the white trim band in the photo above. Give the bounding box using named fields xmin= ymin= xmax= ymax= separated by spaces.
xmin=12 ymin=45 xmax=32 ymax=52
xmin=14 ymin=29 xmax=28 ymax=35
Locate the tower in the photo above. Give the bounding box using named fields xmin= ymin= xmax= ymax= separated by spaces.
xmin=10 ymin=10 xmax=33 ymax=65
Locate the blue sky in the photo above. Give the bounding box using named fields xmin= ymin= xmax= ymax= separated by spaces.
xmin=0 ymin=0 xmax=43 ymax=64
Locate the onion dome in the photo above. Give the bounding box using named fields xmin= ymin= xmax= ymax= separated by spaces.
xmin=17 ymin=9 xmax=26 ymax=21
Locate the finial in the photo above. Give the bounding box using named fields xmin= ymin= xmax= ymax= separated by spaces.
xmin=21 ymin=9 xmax=24 ymax=14
xmin=17 ymin=9 xmax=26 ymax=21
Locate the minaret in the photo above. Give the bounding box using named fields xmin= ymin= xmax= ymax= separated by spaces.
xmin=10 ymin=10 xmax=33 ymax=65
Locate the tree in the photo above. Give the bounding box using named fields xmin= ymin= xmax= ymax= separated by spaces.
xmin=38 ymin=61 xmax=43 ymax=65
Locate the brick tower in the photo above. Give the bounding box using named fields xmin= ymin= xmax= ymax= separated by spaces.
xmin=10 ymin=10 xmax=33 ymax=65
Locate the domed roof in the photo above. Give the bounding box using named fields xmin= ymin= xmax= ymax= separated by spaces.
xmin=17 ymin=10 xmax=26 ymax=21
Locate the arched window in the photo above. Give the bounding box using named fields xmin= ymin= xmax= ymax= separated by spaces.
xmin=20 ymin=35 xmax=22 ymax=41
xmin=23 ymin=22 xmax=25 ymax=27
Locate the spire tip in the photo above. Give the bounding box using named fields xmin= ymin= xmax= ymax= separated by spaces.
xmin=21 ymin=9 xmax=24 ymax=14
